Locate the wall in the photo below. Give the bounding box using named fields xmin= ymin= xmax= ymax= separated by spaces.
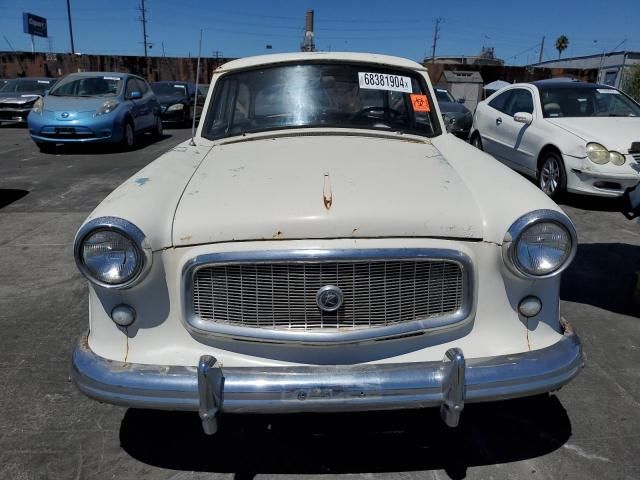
xmin=0 ymin=51 xmax=232 ymax=83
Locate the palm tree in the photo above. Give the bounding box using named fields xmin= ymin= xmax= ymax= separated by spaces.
xmin=555 ymin=35 xmax=569 ymax=59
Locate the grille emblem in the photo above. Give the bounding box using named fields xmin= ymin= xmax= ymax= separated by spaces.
xmin=316 ymin=285 xmax=343 ymax=312
xmin=61 ymin=112 xmax=69 ymax=118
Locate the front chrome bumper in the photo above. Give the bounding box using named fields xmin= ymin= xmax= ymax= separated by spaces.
xmin=71 ymin=322 xmax=583 ymax=434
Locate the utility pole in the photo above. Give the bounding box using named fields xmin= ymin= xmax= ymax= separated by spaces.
xmin=431 ymin=18 xmax=442 ymax=64
xmin=538 ymin=36 xmax=545 ymax=63
xmin=138 ymin=0 xmax=150 ymax=79
xmin=212 ymin=50 xmax=222 ymax=67
xmin=66 ymin=0 xmax=75 ymax=54
xmin=139 ymin=0 xmax=149 ymax=58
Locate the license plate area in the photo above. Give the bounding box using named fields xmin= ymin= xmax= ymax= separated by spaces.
xmin=55 ymin=127 xmax=75 ymax=134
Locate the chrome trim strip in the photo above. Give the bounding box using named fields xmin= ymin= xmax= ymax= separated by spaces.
xmin=73 ymin=216 xmax=153 ymax=290
xmin=502 ymin=209 xmax=578 ymax=279
xmin=181 ymin=248 xmax=475 ymax=344
xmin=71 ymin=326 xmax=583 ymax=415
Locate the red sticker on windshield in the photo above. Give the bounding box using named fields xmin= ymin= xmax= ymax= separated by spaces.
xmin=410 ymin=94 xmax=430 ymax=112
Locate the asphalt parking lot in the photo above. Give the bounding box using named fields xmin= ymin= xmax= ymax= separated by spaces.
xmin=0 ymin=125 xmax=639 ymax=480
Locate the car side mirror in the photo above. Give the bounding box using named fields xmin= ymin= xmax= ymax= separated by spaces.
xmin=129 ymin=91 xmax=142 ymax=100
xmin=514 ymin=112 xmax=533 ymax=125
xmin=456 ymin=98 xmax=465 ymax=103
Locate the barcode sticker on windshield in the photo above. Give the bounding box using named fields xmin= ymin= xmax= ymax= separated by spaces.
xmin=103 ymin=76 xmax=121 ymax=81
xmin=358 ymin=72 xmax=412 ymax=93
xmin=597 ymin=89 xmax=619 ymax=94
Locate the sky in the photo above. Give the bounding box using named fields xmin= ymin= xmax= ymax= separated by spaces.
xmin=1 ymin=0 xmax=639 ymax=66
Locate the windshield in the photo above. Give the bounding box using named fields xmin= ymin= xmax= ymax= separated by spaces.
xmin=435 ymin=90 xmax=455 ymax=103
xmin=204 ymin=63 xmax=439 ymax=140
xmin=50 ymin=75 xmax=121 ymax=97
xmin=151 ymin=82 xmax=188 ymax=96
xmin=0 ymin=79 xmax=52 ymax=94
xmin=540 ymin=86 xmax=640 ymax=118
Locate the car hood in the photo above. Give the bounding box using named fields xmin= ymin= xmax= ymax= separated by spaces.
xmin=0 ymin=94 xmax=39 ymax=104
xmin=42 ymin=95 xmax=115 ymax=112
xmin=172 ymin=134 xmax=484 ymax=246
xmin=157 ymin=94 xmax=187 ymax=105
xmin=438 ymin=101 xmax=470 ymax=115
xmin=546 ymin=117 xmax=640 ymax=152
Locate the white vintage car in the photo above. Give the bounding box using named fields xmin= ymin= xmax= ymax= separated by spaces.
xmin=71 ymin=52 xmax=583 ymax=434
xmin=469 ymin=80 xmax=640 ymax=198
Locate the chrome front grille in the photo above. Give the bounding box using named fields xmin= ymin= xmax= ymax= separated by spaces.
xmin=191 ymin=258 xmax=465 ymax=331
xmin=631 ymin=153 xmax=640 ymax=163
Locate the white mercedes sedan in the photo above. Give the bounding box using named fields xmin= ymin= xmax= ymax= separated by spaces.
xmin=470 ymin=80 xmax=640 ymax=198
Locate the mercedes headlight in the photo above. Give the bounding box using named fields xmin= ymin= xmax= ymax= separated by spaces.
xmin=503 ymin=210 xmax=577 ymax=278
xmin=31 ymin=97 xmax=44 ymax=114
xmin=609 ymin=151 xmax=626 ymax=166
xmin=167 ymin=103 xmax=184 ymax=111
xmin=586 ymin=143 xmax=609 ymax=164
xmin=95 ymin=99 xmax=119 ymax=116
xmin=74 ymin=217 xmax=151 ymax=289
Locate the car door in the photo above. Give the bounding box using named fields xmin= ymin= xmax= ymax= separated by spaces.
xmin=493 ymin=88 xmax=537 ymax=175
xmin=475 ymin=89 xmax=512 ymax=164
xmin=124 ymin=78 xmax=143 ymax=130
xmin=134 ymin=78 xmax=154 ymax=129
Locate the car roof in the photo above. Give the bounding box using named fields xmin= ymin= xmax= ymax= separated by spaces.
xmin=529 ymin=79 xmax=611 ymax=89
xmin=7 ymin=77 xmax=56 ymax=82
xmin=216 ymin=52 xmax=427 ymax=73
xmin=151 ymin=80 xmax=192 ymax=85
xmin=63 ymin=72 xmax=136 ymax=79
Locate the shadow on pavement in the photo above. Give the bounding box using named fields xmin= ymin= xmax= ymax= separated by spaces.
xmin=0 ymin=189 xmax=29 ymax=209
xmin=39 ymin=133 xmax=172 ymax=156
xmin=558 ymin=193 xmax=625 ymax=213
xmin=562 ymin=242 xmax=640 ymax=317
xmin=120 ymin=395 xmax=571 ymax=478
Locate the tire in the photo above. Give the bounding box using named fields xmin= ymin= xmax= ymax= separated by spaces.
xmin=182 ymin=107 xmax=192 ymax=128
xmin=36 ymin=142 xmax=56 ymax=154
xmin=471 ymin=133 xmax=483 ymax=150
xmin=152 ymin=115 xmax=163 ymax=138
xmin=120 ymin=120 xmax=135 ymax=151
xmin=538 ymin=151 xmax=567 ymax=198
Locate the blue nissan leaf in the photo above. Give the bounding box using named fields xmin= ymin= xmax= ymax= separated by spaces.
xmin=28 ymin=72 xmax=162 ymax=152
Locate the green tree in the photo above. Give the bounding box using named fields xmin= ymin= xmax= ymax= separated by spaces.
xmin=555 ymin=35 xmax=569 ymax=59
xmin=622 ymin=64 xmax=640 ymax=102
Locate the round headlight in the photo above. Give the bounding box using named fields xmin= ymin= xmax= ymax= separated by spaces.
xmin=609 ymin=151 xmax=626 ymax=166
xmin=503 ymin=210 xmax=577 ymax=278
xmin=74 ymin=217 xmax=151 ymax=289
xmin=586 ymin=143 xmax=609 ymax=164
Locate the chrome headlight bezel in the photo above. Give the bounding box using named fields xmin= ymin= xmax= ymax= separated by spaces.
xmin=502 ymin=209 xmax=577 ymax=279
xmin=73 ymin=217 xmax=152 ymax=289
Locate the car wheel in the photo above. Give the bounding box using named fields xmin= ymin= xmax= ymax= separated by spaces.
xmin=121 ymin=120 xmax=135 ymax=150
xmin=538 ymin=152 xmax=566 ymax=198
xmin=152 ymin=115 xmax=163 ymax=138
xmin=471 ymin=133 xmax=483 ymax=150
xmin=183 ymin=107 xmax=192 ymax=128
xmin=36 ymin=142 xmax=56 ymax=154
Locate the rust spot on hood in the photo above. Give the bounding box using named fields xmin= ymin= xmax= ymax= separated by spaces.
xmin=323 ymin=172 xmax=333 ymax=210
xmin=272 ymin=230 xmax=283 ymax=239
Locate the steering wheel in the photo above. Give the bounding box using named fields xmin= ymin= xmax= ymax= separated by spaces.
xmin=350 ymin=106 xmax=403 ymax=122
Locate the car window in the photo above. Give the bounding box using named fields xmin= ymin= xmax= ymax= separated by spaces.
xmin=125 ymin=79 xmax=138 ymax=99
xmin=488 ymin=90 xmax=512 ymax=113
xmin=504 ymin=89 xmax=534 ymax=116
xmin=540 ymin=86 xmax=640 ymax=117
xmin=134 ymin=78 xmax=148 ymax=94
xmin=204 ymin=63 xmax=440 ymax=140
xmin=50 ymin=75 xmax=121 ymax=97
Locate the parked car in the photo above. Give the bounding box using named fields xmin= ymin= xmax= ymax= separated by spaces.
xmin=198 ymin=84 xmax=210 ymax=98
xmin=28 ymin=72 xmax=162 ymax=152
xmin=70 ymin=52 xmax=583 ymax=435
xmin=434 ymin=88 xmax=472 ymax=138
xmin=150 ymin=81 xmax=204 ymax=126
xmin=0 ymin=77 xmax=56 ymax=124
xmin=470 ymin=80 xmax=640 ymax=197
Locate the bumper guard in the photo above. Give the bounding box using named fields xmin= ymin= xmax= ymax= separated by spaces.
xmin=71 ymin=321 xmax=583 ymax=435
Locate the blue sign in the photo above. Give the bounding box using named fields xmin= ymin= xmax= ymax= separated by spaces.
xmin=23 ymin=13 xmax=48 ymax=38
